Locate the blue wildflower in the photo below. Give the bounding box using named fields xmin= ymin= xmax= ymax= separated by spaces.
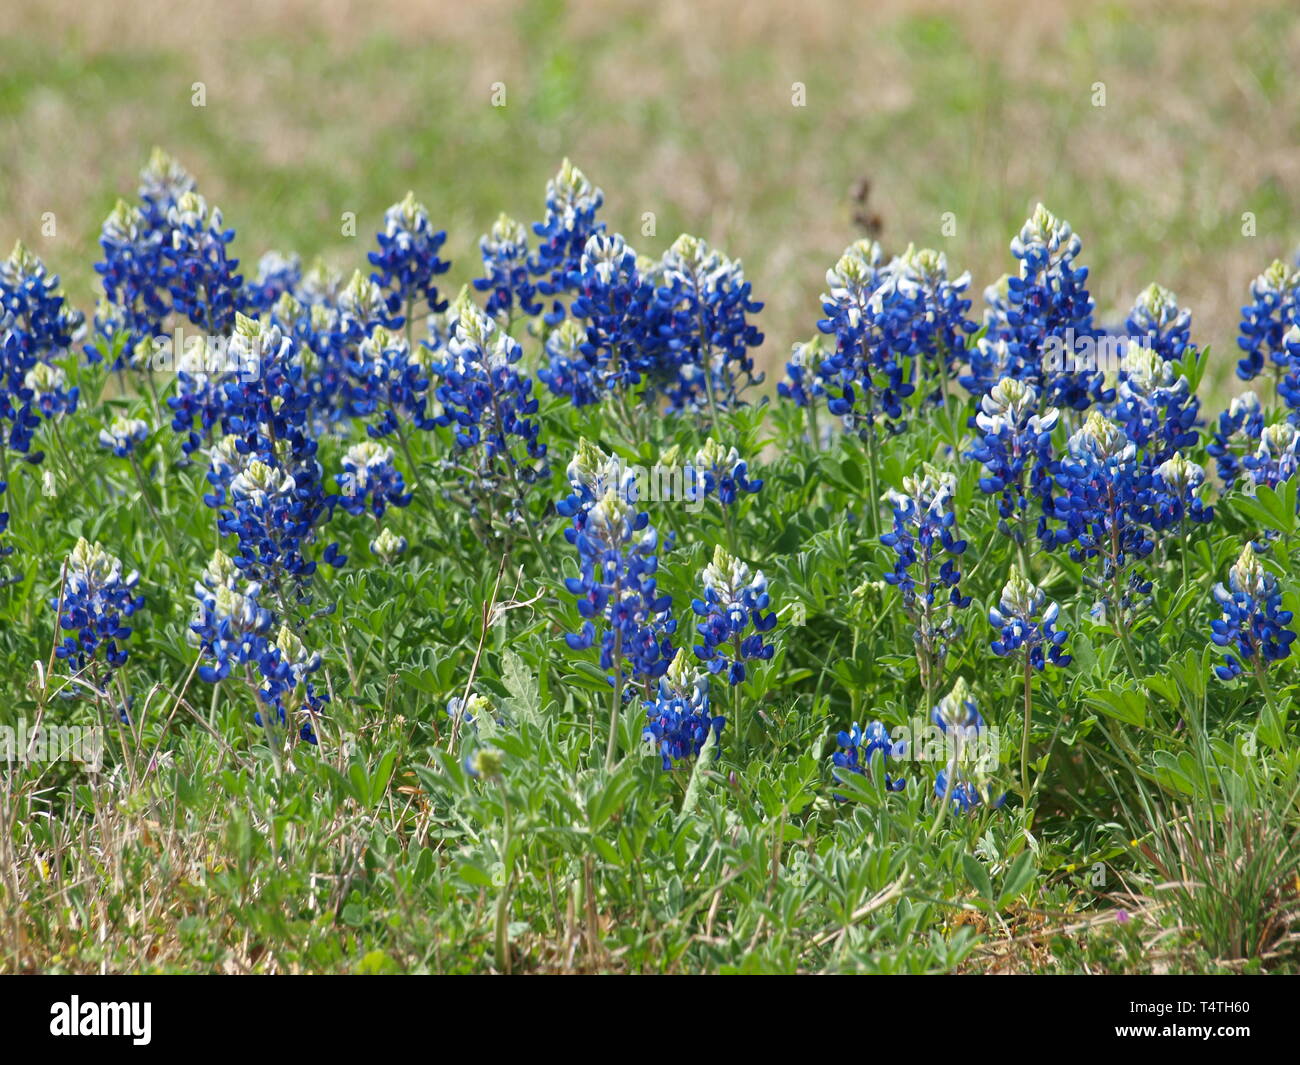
xmin=642 ymin=653 xmax=725 ymax=770
xmin=968 ymin=376 xmax=1059 ymax=540
xmin=1207 ymin=391 xmax=1264 ymax=486
xmin=98 ymin=415 xmax=149 ymax=458
xmin=473 ymin=213 xmax=540 ymax=321
xmin=369 ymin=191 xmax=451 ymax=319
xmin=1126 ymin=282 xmax=1193 ymax=363
xmin=1236 ymin=259 xmax=1300 ymax=382
xmin=52 ymin=539 xmax=144 ymax=672
xmin=832 ymin=721 xmax=906 ymax=797
xmin=335 ymin=441 xmax=412 ymax=518
xmin=529 ymin=159 xmax=605 ymax=324
xmin=989 ymin=569 xmax=1071 ymax=670
xmin=881 ymin=465 xmax=970 ymax=687
xmin=691 ymin=546 xmax=777 ymax=685
xmin=1211 ymin=544 xmax=1296 ymax=680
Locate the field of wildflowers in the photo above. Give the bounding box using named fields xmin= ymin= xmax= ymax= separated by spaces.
xmin=0 ymin=143 xmax=1297 ymax=976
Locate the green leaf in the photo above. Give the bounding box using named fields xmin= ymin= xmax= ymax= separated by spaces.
xmin=999 ymin=850 xmax=1036 ymax=906
xmin=962 ymin=853 xmax=993 ymax=902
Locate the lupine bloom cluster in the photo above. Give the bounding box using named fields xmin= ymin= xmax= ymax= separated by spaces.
xmin=1 ymin=242 xmax=83 ymax=570
xmin=678 ymin=437 xmax=763 ymax=506
xmin=1126 ymin=283 xmax=1194 ymax=364
xmin=530 ymin=158 xmax=605 ymax=324
xmin=968 ymin=377 xmax=1058 ymax=541
xmin=1207 ymin=391 xmax=1264 ymax=486
xmin=691 ymin=546 xmax=777 ymax=685
xmin=52 ymin=539 xmax=144 ymax=673
xmin=989 ymin=569 xmax=1071 ymax=670
xmin=642 ymin=652 xmax=725 ymax=770
xmin=560 ymin=442 xmax=676 ymax=688
xmin=1047 ymin=412 xmax=1155 ymax=610
xmin=656 ymin=234 xmax=765 ymax=413
xmin=368 ymin=191 xmax=451 ymax=319
xmin=804 ymin=239 xmax=915 ymax=431
xmin=831 ymin=721 xmax=906 ymax=798
xmin=930 ymin=678 xmax=1003 ymax=812
xmin=1236 ymin=259 xmax=1300 ymax=382
xmin=433 ymin=294 xmax=547 ymax=528
xmin=881 ymin=464 xmax=970 ymax=689
xmin=1211 ymin=544 xmax=1297 ymax=680
xmin=1109 ymin=344 xmax=1199 ymax=468
xmin=962 ymin=205 xmax=1103 ymax=413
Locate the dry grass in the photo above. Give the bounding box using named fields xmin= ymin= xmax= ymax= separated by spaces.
xmin=3 ymin=0 xmax=1298 ymax=398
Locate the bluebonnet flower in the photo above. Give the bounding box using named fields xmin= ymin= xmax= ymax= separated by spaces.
xmin=189 ymin=549 xmax=274 ymax=683
xmin=689 ymin=437 xmax=763 ymax=505
xmin=22 ymin=361 xmax=78 ymax=421
xmin=1 ymin=240 xmax=83 ymax=365
xmin=191 ymin=314 xmax=339 ymax=590
xmin=1241 ymin=421 xmax=1300 ymax=491
xmin=370 ymin=526 xmax=407 ymax=564
xmin=964 ymin=205 xmax=1103 ymax=412
xmin=1207 ymin=391 xmax=1264 ymax=486
xmin=1211 ymin=544 xmax=1296 ymax=680
xmin=562 ymin=481 xmax=676 ymax=687
xmin=813 ymin=242 xmax=920 ymax=432
xmin=255 ymin=625 xmax=328 ymax=744
xmin=245 ymin=251 xmax=302 ymax=313
xmin=369 ymin=191 xmax=451 ymax=318
xmin=968 ymin=377 xmax=1058 ymax=540
xmin=931 ymin=675 xmax=983 ymax=745
xmin=220 ymin=458 xmax=327 ymax=594
xmin=463 ymin=747 xmax=504 ymax=779
xmin=530 ymin=159 xmax=605 ymax=324
xmin=1110 ymin=344 xmax=1199 ymax=467
xmin=881 ymin=465 xmax=970 ymax=690
xmin=52 ymin=539 xmax=144 ymax=672
xmin=564 ymin=233 xmax=662 ymax=400
xmin=989 ymin=569 xmax=1071 ymax=670
xmin=777 ymin=337 xmax=826 ymax=409
xmin=1150 ymin=453 xmax=1213 ymax=531
xmin=691 ymin=546 xmax=777 ymax=685
xmin=556 ymin=437 xmax=630 ymax=539
xmin=887 ymin=244 xmax=976 ymax=400
xmin=832 ymin=721 xmax=906 ymax=797
xmin=446 ymin=692 xmax=493 ymax=731
xmin=473 ymin=213 xmax=540 ymax=320
xmin=1277 ymin=324 xmax=1300 ymax=417
xmin=345 ymin=325 xmax=437 ymax=436
xmin=1126 ymin=282 xmax=1193 ymax=363
xmin=933 ymin=767 xmax=1004 ymax=812
xmin=138 ymin=146 xmax=196 ymax=231
xmin=433 ymin=295 xmax=547 ymax=526
xmin=338 ymin=269 xmax=400 ymax=342
xmin=98 ymin=415 xmax=149 ymax=457
xmin=162 ymin=191 xmax=243 ymax=332
xmin=1048 ymin=412 xmax=1154 ymax=586
xmin=656 ymin=234 xmax=765 ymax=414
xmin=87 ymin=202 xmax=167 ymax=364
xmin=335 ymin=441 xmax=412 ymax=518
xmin=1236 ymin=259 xmax=1300 ymax=382
xmin=537 ymin=318 xmax=603 ymax=407
xmin=642 ymin=653 xmax=725 ymax=770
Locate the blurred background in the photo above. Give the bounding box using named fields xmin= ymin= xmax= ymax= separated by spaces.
xmin=3 ymin=0 xmax=1298 ymax=393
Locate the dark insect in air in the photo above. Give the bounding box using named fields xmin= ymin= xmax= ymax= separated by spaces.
xmin=851 ymin=175 xmax=883 ymax=239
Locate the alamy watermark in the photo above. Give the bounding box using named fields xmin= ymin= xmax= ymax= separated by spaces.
xmin=1 ymin=720 xmax=103 ymax=772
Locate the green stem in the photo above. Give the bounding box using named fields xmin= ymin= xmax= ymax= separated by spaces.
xmin=1019 ymin=653 xmax=1033 ymax=807
xmin=494 ymin=783 xmax=514 ymax=973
